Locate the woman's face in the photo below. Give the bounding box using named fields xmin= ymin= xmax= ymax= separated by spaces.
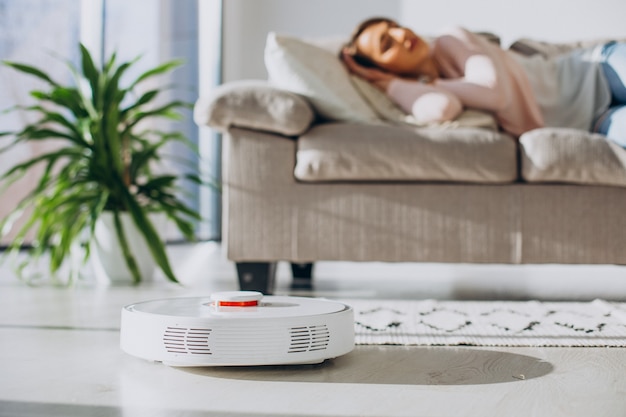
xmin=354 ymin=20 xmax=429 ymax=76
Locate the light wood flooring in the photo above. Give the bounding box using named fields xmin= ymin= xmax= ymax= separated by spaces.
xmin=1 ymin=241 xmax=625 ymax=417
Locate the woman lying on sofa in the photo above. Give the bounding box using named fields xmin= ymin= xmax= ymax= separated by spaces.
xmin=341 ymin=17 xmax=626 ymax=146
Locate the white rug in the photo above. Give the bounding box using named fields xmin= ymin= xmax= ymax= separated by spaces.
xmin=341 ymin=298 xmax=626 ymax=347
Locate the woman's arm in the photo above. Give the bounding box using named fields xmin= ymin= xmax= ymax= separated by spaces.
xmin=386 ymin=78 xmax=463 ymax=124
xmin=431 ymin=29 xmax=509 ymax=112
xmin=342 ymin=50 xmax=463 ymax=123
xmin=341 ymin=49 xmax=395 ymax=91
xmin=430 ymin=27 xmax=544 ymax=135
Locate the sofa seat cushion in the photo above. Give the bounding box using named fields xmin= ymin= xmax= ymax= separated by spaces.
xmin=295 ymin=123 xmax=518 ymax=183
xmin=520 ymin=128 xmax=626 ymax=187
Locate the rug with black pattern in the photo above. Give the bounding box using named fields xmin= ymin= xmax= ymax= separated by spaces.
xmin=341 ymin=298 xmax=626 ymax=347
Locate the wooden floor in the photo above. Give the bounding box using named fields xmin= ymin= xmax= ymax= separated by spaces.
xmin=1 ymin=241 xmax=626 ymax=417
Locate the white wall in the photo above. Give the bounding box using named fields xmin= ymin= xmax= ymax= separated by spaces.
xmin=401 ymin=0 xmax=626 ymax=47
xmin=221 ymin=0 xmax=626 ymax=82
xmin=222 ymin=0 xmax=401 ymax=82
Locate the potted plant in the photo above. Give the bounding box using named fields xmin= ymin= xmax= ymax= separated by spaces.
xmin=0 ymin=44 xmax=208 ymax=285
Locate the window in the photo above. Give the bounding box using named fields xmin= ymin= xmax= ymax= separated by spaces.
xmin=0 ymin=0 xmax=221 ymax=244
xmin=0 ymin=0 xmax=81 ymax=246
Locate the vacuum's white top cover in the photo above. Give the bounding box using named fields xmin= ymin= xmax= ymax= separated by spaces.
xmin=127 ymin=291 xmax=346 ymax=319
xmin=120 ymin=292 xmax=355 ymax=366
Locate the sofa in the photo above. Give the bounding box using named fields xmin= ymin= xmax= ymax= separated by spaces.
xmin=194 ymin=31 xmax=626 ymax=294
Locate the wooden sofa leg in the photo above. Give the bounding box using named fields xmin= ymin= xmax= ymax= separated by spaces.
xmin=235 ymin=262 xmax=277 ymax=294
xmin=290 ymin=262 xmax=314 ymax=290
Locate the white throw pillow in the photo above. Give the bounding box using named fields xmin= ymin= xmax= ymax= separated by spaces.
xmin=264 ymin=32 xmax=379 ymax=123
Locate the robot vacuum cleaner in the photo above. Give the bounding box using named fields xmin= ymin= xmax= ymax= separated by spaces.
xmin=120 ymin=291 xmax=355 ymax=366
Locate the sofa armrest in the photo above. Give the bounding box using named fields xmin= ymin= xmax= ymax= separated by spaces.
xmin=194 ymin=80 xmax=315 ymax=136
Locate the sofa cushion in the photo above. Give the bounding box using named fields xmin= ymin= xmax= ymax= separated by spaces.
xmin=520 ymin=128 xmax=626 ymax=187
xmin=264 ymin=32 xmax=380 ymax=123
xmin=193 ymin=80 xmax=314 ymax=136
xmin=295 ymin=123 xmax=518 ymax=183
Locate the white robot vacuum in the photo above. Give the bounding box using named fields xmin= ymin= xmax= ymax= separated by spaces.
xmin=120 ymin=291 xmax=355 ymax=366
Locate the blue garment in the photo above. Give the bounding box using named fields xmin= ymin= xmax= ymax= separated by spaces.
xmin=593 ymin=42 xmax=626 ymax=147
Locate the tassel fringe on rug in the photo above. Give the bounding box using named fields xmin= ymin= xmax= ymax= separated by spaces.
xmin=340 ymin=298 xmax=626 ymax=347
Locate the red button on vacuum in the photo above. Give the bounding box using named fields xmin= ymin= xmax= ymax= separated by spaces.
xmin=210 ymin=291 xmax=264 ymax=308
xmin=216 ymin=300 xmax=259 ymax=307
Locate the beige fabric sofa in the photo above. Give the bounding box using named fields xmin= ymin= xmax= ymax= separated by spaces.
xmin=195 ymin=37 xmax=626 ymax=294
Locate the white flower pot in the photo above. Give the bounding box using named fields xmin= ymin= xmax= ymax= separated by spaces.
xmin=91 ymin=211 xmax=166 ymax=285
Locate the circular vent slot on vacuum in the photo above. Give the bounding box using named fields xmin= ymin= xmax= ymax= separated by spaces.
xmin=163 ymin=327 xmax=213 ymax=355
xmin=288 ymin=325 xmax=330 ymax=353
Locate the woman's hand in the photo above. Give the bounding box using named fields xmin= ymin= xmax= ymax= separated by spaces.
xmin=341 ymin=49 xmax=395 ymax=91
